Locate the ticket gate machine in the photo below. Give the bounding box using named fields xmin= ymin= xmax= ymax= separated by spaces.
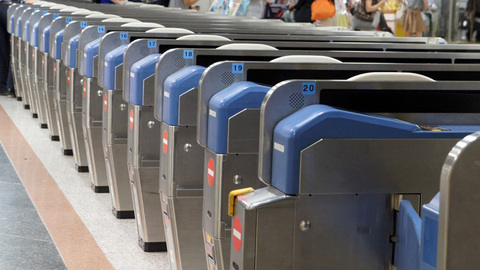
xmin=123 ymin=39 xmax=165 ymax=251
xmin=18 ymin=7 xmax=35 ymax=110
xmin=49 ymin=12 xmax=100 ymax=155
xmin=38 ymin=8 xmax=87 ymax=140
xmin=122 ymin=35 xmax=231 ymax=252
xmin=23 ymin=4 xmax=65 ymax=120
xmin=98 ymin=29 xmax=193 ymax=218
xmin=14 ymin=3 xmax=55 ymax=106
xmin=77 ymin=21 xmax=158 ymax=192
xmin=8 ymin=4 xmax=23 ymax=101
xmin=30 ymin=5 xmax=69 ymax=128
xmin=157 ymin=44 xmax=306 ymax=270
xmin=229 ymin=78 xmax=480 ymax=270
xmin=37 ymin=12 xmax=64 ymax=137
xmin=62 ymin=16 xmax=124 ymax=172
xmin=194 ymin=59 xmax=480 ymax=270
xmin=152 ymin=44 xmax=480 ymax=269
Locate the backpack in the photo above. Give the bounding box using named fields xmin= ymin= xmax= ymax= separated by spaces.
xmin=311 ymin=0 xmax=335 ymax=20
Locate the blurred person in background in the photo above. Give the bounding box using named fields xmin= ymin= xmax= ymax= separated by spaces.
xmin=288 ymin=0 xmax=314 ymax=23
xmin=466 ymin=0 xmax=480 ymax=41
xmin=402 ymin=0 xmax=428 ymax=36
xmin=0 ymin=0 xmax=14 ymax=96
xmin=351 ymin=0 xmax=393 ymax=33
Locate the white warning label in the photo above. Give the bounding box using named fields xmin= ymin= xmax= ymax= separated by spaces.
xmin=274 ymin=142 xmax=285 ymax=153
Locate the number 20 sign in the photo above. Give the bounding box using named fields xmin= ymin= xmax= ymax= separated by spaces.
xmin=302 ymin=82 xmax=315 ymax=95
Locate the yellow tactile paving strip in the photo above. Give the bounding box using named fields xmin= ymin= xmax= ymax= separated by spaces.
xmin=0 ymin=106 xmax=114 ymax=270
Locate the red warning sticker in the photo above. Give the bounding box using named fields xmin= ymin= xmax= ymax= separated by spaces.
xmin=32 ymin=51 xmax=34 ymax=61
xmin=233 ymin=216 xmax=242 ymax=252
xmin=42 ymin=55 xmax=45 ymax=68
xmin=83 ymin=81 xmax=86 ymax=98
xmin=129 ymin=109 xmax=134 ymax=130
xmin=104 ymin=93 xmax=107 ymax=112
xmin=53 ymin=63 xmax=56 ymax=76
xmin=208 ymin=158 xmax=214 ymax=187
xmin=67 ymin=71 xmax=70 ymax=86
xmin=162 ymin=130 xmax=168 ymax=154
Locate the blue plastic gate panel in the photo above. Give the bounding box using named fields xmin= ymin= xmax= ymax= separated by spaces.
xmin=128 ymin=53 xmax=162 ymax=106
xmin=271 ymin=105 xmax=480 ymax=195
xmin=420 ymin=193 xmax=439 ymax=270
xmin=42 ymin=26 xmax=51 ymax=53
xmin=54 ymin=30 xmax=64 ymax=60
xmin=67 ymin=34 xmax=80 ymax=68
xmin=207 ymin=81 xmax=270 ymax=154
xmin=32 ymin=22 xmax=39 ymax=47
xmin=25 ymin=21 xmax=30 ymax=42
xmin=83 ymin=37 xmax=102 ymax=78
xmin=162 ymin=65 xmax=206 ymax=126
xmin=103 ymin=44 xmax=128 ymax=90
xmin=395 ymin=200 xmax=421 ymax=270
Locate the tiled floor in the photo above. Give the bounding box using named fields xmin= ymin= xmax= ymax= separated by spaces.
xmin=0 ymin=95 xmax=170 ymax=269
xmin=0 ymin=144 xmax=66 ymax=270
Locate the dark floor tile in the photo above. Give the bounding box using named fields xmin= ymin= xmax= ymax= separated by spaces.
xmin=0 ymin=234 xmax=66 ymax=270
xmin=0 ymin=208 xmax=53 ymax=242
xmin=0 ymin=182 xmax=34 ymax=209
xmin=0 ymin=144 xmax=67 ymax=269
xmin=0 ymin=147 xmax=20 ymax=185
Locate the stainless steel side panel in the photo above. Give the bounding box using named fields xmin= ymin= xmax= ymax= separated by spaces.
xmin=299 ymin=138 xmax=461 ymax=201
xmin=54 ymin=60 xmax=72 ymax=152
xmin=35 ymin=49 xmax=48 ymax=124
xmin=292 ymin=194 xmax=393 ymax=269
xmin=438 ymin=132 xmax=480 ymax=270
xmin=28 ymin=44 xmax=38 ymax=113
xmin=82 ymin=76 xmax=108 ymax=188
xmin=202 ymin=148 xmax=264 ymax=270
xmin=229 ymin=188 xmax=295 ymax=270
xmin=66 ymin=67 xmax=88 ymax=168
xmin=102 ymin=89 xmax=132 ymax=212
xmin=19 ymin=40 xmax=30 ymax=107
xmin=130 ymin=165 xmax=163 ymax=243
xmin=162 ymin=194 xmax=206 ymax=270
xmin=159 ymin=121 xmax=206 ymax=269
xmin=44 ymin=55 xmax=59 ymax=137
xmin=127 ymin=104 xmax=165 ymax=244
xmin=11 ymin=36 xmax=22 ymax=98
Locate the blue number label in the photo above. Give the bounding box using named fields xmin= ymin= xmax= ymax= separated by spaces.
xmin=147 ymin=40 xmax=156 ymax=48
xmin=34 ymin=8 xmax=39 ymax=11
xmin=42 ymin=11 xmax=48 ymax=15
xmin=98 ymin=26 xmax=105 ymax=33
xmin=183 ymin=50 xmax=193 ymax=59
xmin=53 ymin=14 xmax=59 ymax=19
xmin=80 ymin=22 xmax=87 ymax=28
xmin=302 ymin=82 xmax=315 ymax=95
xmin=120 ymin=33 xmax=128 ymax=40
xmin=66 ymin=17 xmax=72 ymax=23
xmin=232 ymin=63 xmax=243 ymax=74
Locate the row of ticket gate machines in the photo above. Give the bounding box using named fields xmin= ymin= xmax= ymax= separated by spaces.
xmin=7 ymin=0 xmax=480 ymax=269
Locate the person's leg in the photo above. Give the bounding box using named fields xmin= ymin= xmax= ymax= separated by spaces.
xmin=0 ymin=5 xmax=10 ymax=94
xmin=474 ymin=20 xmax=480 ymax=42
